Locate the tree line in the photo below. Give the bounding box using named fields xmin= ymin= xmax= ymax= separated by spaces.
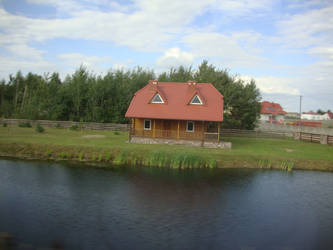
xmin=0 ymin=61 xmax=261 ymax=129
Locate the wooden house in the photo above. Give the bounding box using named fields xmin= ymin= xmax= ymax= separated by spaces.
xmin=125 ymin=80 xmax=224 ymax=145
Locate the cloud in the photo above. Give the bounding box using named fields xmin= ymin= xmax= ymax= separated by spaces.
xmin=182 ymin=32 xmax=267 ymax=68
xmin=215 ymin=0 xmax=274 ymax=16
xmin=4 ymin=43 xmax=45 ymax=60
xmin=157 ymin=48 xmax=194 ymax=68
xmin=277 ymin=5 xmax=333 ymax=48
xmin=57 ymin=53 xmax=110 ymax=67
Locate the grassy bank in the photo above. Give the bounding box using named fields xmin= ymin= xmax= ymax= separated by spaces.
xmin=1 ymin=126 xmax=333 ymax=171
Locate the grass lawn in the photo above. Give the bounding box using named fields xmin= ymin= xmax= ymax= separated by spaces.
xmin=1 ymin=126 xmax=333 ymax=171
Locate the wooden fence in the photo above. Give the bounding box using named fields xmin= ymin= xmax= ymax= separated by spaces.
xmin=299 ymin=132 xmax=333 ymax=145
xmin=0 ymin=119 xmax=129 ymax=131
xmin=221 ymin=129 xmax=289 ymax=139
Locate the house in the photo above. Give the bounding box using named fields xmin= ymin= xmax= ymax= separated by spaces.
xmin=260 ymin=101 xmax=287 ymax=124
xmin=125 ymin=80 xmax=229 ymax=148
xmin=321 ymin=112 xmax=333 ymax=120
xmin=301 ymin=111 xmax=333 ymax=120
xmin=301 ymin=112 xmax=324 ymax=120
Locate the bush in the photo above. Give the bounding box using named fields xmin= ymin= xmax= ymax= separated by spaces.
xmin=35 ymin=123 xmax=45 ymax=133
xmin=3 ymin=123 xmax=7 ymax=127
xmin=18 ymin=122 xmax=32 ymax=128
xmin=113 ymin=130 xmax=120 ymax=135
xmin=55 ymin=123 xmax=61 ymax=128
xmin=70 ymin=125 xmax=79 ymax=131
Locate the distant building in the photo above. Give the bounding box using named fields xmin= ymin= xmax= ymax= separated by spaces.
xmin=285 ymin=112 xmax=300 ymax=119
xmin=302 ymin=111 xmax=333 ymax=120
xmin=260 ymin=101 xmax=287 ymax=124
xmin=322 ymin=112 xmax=333 ymax=120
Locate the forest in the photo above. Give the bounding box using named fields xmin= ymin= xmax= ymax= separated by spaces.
xmin=0 ymin=61 xmax=261 ymax=129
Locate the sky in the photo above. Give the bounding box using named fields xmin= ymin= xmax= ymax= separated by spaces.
xmin=0 ymin=0 xmax=332 ymax=112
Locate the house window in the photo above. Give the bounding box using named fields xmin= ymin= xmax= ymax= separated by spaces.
xmin=151 ymin=93 xmax=164 ymax=103
xmin=190 ymin=95 xmax=202 ymax=105
xmin=144 ymin=119 xmax=151 ymax=130
xmin=186 ymin=121 xmax=194 ymax=132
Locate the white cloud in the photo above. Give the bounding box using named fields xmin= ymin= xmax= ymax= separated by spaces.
xmin=157 ymin=48 xmax=194 ymax=68
xmin=183 ymin=32 xmax=267 ymax=68
xmin=5 ymin=43 xmax=45 ymax=60
xmin=57 ymin=53 xmax=110 ymax=67
xmin=216 ymin=0 xmax=274 ymax=16
xmin=277 ymin=6 xmax=333 ymax=48
xmin=250 ymin=76 xmax=300 ymax=95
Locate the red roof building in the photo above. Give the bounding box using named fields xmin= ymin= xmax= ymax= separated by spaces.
xmin=126 ymin=80 xmax=224 ymax=143
xmin=260 ymin=101 xmax=287 ymax=115
xmin=260 ymin=101 xmax=286 ymax=124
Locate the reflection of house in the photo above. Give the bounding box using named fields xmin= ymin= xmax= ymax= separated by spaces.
xmin=260 ymin=101 xmax=286 ymax=124
xmin=302 ymin=112 xmax=333 ymax=120
xmin=125 ymin=80 xmax=225 ymax=146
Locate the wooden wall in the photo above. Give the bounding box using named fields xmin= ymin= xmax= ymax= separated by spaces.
xmin=131 ymin=118 xmax=208 ymax=140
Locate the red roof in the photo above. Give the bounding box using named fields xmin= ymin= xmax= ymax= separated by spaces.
xmin=261 ymin=101 xmax=286 ymax=115
xmin=327 ymin=112 xmax=333 ymax=119
xmin=125 ymin=80 xmax=224 ymax=122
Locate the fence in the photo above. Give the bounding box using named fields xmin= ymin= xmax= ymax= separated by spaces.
xmin=221 ymin=129 xmax=289 ymax=139
xmin=299 ymin=132 xmax=333 ymax=145
xmin=0 ymin=118 xmax=129 ymax=131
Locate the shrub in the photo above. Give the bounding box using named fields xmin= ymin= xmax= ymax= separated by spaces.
xmin=35 ymin=123 xmax=45 ymax=133
xmin=55 ymin=123 xmax=61 ymax=128
xmin=46 ymin=150 xmax=53 ymax=157
xmin=113 ymin=130 xmax=120 ymax=135
xmin=18 ymin=122 xmax=32 ymax=128
xmin=3 ymin=123 xmax=7 ymax=127
xmin=70 ymin=125 xmax=79 ymax=131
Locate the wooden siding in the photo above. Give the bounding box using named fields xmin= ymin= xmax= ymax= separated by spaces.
xmin=131 ymin=118 xmax=213 ymax=141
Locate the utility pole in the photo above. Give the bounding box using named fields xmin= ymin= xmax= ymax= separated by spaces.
xmin=299 ymin=95 xmax=302 ymax=133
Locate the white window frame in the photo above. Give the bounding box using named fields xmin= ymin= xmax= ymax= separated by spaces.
xmin=144 ymin=119 xmax=151 ymax=130
xmin=186 ymin=121 xmax=195 ymax=132
xmin=190 ymin=95 xmax=203 ymax=105
xmin=151 ymin=93 xmax=164 ymax=104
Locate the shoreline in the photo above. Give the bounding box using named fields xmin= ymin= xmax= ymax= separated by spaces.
xmin=1 ymin=127 xmax=333 ymax=172
xmin=1 ymin=142 xmax=332 ymax=172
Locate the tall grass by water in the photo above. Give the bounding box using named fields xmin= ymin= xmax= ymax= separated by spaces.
xmin=1 ymin=127 xmax=333 ymax=171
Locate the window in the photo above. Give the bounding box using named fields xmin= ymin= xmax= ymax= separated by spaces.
xmin=190 ymin=95 xmax=202 ymax=105
xmin=186 ymin=121 xmax=194 ymax=132
xmin=151 ymin=93 xmax=164 ymax=103
xmin=144 ymin=119 xmax=151 ymax=130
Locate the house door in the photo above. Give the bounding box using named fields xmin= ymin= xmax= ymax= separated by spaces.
xmin=163 ymin=120 xmax=171 ymax=138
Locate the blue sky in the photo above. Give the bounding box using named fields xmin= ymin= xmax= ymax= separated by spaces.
xmin=0 ymin=0 xmax=332 ymax=112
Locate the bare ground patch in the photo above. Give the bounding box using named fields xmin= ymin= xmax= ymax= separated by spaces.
xmin=82 ymin=135 xmax=105 ymax=139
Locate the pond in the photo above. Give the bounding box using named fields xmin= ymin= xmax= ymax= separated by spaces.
xmin=0 ymin=159 xmax=333 ymax=250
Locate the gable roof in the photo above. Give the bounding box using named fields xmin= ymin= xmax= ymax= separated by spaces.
xmin=125 ymin=81 xmax=224 ymax=122
xmin=261 ymin=101 xmax=286 ymax=115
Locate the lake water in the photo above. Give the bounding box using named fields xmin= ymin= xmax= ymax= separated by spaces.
xmin=0 ymin=159 xmax=333 ymax=250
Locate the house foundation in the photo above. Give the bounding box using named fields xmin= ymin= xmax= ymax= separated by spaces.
xmin=129 ymin=136 xmax=232 ymax=149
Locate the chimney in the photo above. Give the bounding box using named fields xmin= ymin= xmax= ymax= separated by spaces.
xmin=187 ymin=80 xmax=197 ymax=88
xmin=149 ymin=80 xmax=158 ymax=91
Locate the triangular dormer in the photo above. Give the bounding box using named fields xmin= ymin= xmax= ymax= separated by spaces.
xmin=190 ymin=94 xmax=203 ymax=105
xmin=151 ymin=93 xmax=164 ymax=104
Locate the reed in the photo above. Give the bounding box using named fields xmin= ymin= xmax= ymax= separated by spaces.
xmin=78 ymin=152 xmax=84 ymax=161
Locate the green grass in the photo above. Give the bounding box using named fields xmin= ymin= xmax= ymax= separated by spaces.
xmin=0 ymin=126 xmax=333 ymax=171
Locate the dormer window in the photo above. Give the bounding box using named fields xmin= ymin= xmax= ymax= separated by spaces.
xmin=190 ymin=94 xmax=202 ymax=105
xmin=151 ymin=93 xmax=164 ymax=104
